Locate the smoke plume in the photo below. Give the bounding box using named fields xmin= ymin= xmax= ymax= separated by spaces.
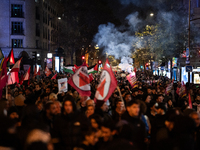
xmin=93 ymin=0 xmax=192 ymax=61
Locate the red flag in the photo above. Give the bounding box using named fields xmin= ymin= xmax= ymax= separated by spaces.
xmin=68 ymin=62 xmax=91 ymax=96
xmin=0 ymin=56 xmax=8 ymax=90
xmin=188 ymin=93 xmax=193 ymax=109
xmin=89 ymin=73 xmax=94 ymax=82
xmin=10 ymin=58 xmax=22 ymax=73
xmin=73 ymin=64 xmax=80 ymax=73
xmin=45 ymin=66 xmax=52 ymax=77
xmin=20 ymin=73 xmax=24 ymax=85
xmin=6 ymin=48 xmax=15 ymax=65
xmin=37 ymin=67 xmax=41 ymax=76
xmin=34 ymin=66 xmax=37 ymax=76
xmin=7 ymin=72 xmax=19 ymax=85
xmin=51 ymin=73 xmax=57 ymax=80
xmin=94 ymin=59 xmax=117 ymax=102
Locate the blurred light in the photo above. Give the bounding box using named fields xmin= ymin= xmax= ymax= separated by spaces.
xmin=98 ymin=60 xmax=102 ymax=64
xmin=150 ymin=13 xmax=154 ymax=17
xmin=37 ymin=54 xmax=40 ymax=57
xmin=47 ymin=53 xmax=52 ymax=58
xmin=82 ymin=56 xmax=85 ymax=60
xmin=58 ymin=17 xmax=61 ymax=20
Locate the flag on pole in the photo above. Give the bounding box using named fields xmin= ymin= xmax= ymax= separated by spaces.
xmin=37 ymin=67 xmax=41 ymax=76
xmin=7 ymin=72 xmax=19 ymax=85
xmin=63 ymin=65 xmax=74 ymax=74
xmin=45 ymin=66 xmax=52 ymax=77
xmin=0 ymin=48 xmax=4 ymax=61
xmin=23 ymin=66 xmax=31 ymax=81
xmin=51 ymin=73 xmax=57 ymax=80
xmin=73 ymin=64 xmax=80 ymax=73
xmin=6 ymin=48 xmax=15 ymax=66
xmin=94 ymin=59 xmax=117 ymax=102
xmin=88 ymin=64 xmax=98 ymax=74
xmin=10 ymin=58 xmax=22 ymax=73
xmin=68 ymin=62 xmax=91 ymax=96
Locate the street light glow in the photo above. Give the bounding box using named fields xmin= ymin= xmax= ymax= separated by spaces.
xmin=58 ymin=17 xmax=61 ymax=20
xmin=150 ymin=13 xmax=154 ymax=17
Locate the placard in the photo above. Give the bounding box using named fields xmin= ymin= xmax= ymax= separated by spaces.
xmin=58 ymin=78 xmax=68 ymax=93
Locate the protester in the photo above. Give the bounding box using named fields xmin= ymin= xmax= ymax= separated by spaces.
xmin=1 ymin=65 xmax=200 ymax=150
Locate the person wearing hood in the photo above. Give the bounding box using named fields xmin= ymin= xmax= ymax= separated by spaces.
xmin=52 ymin=95 xmax=88 ymax=150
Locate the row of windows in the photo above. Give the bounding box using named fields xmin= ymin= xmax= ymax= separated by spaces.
xmin=12 ymin=39 xmax=49 ymax=50
xmin=12 ymin=21 xmax=57 ymax=43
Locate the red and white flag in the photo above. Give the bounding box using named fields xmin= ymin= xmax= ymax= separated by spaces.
xmin=94 ymin=59 xmax=117 ymax=102
xmin=51 ymin=73 xmax=57 ymax=80
xmin=10 ymin=58 xmax=22 ymax=73
xmin=68 ymin=62 xmax=91 ymax=96
xmin=89 ymin=73 xmax=94 ymax=82
xmin=45 ymin=66 xmax=52 ymax=77
xmin=6 ymin=48 xmax=15 ymax=65
xmin=37 ymin=67 xmax=41 ymax=76
xmin=7 ymin=72 xmax=19 ymax=85
xmin=34 ymin=66 xmax=37 ymax=76
xmin=23 ymin=66 xmax=31 ymax=81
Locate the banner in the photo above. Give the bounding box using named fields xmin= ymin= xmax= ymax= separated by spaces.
xmin=58 ymin=78 xmax=68 ymax=94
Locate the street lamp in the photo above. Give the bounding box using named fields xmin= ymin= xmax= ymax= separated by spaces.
xmin=150 ymin=13 xmax=154 ymax=17
xmin=58 ymin=17 xmax=61 ymax=20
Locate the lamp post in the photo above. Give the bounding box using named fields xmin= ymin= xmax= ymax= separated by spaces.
xmin=188 ymin=0 xmax=191 ymax=84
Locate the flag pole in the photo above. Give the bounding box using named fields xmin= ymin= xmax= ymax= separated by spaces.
xmin=117 ymin=86 xmax=125 ymax=105
xmin=6 ymin=83 xmax=8 ymax=99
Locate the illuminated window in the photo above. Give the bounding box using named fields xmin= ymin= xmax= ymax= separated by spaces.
xmin=11 ymin=4 xmax=23 ymax=17
xmin=12 ymin=22 xmax=23 ymax=35
xmin=12 ymin=39 xmax=23 ymax=48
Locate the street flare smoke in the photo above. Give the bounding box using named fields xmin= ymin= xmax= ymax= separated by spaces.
xmin=93 ymin=0 xmax=191 ymax=64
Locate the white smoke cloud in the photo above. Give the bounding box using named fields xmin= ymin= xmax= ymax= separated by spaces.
xmin=94 ymin=13 xmax=142 ymax=59
xmin=93 ymin=0 xmax=193 ymax=64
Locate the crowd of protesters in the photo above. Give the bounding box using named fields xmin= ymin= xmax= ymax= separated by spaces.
xmin=0 ymin=70 xmax=200 ymax=150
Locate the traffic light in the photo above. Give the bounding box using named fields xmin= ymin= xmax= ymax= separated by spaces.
xmin=82 ymin=56 xmax=85 ymax=60
xmin=98 ymin=60 xmax=102 ymax=64
xmin=32 ymin=51 xmax=37 ymax=65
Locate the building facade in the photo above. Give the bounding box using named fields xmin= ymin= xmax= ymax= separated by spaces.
xmin=0 ymin=0 xmax=62 ymax=69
